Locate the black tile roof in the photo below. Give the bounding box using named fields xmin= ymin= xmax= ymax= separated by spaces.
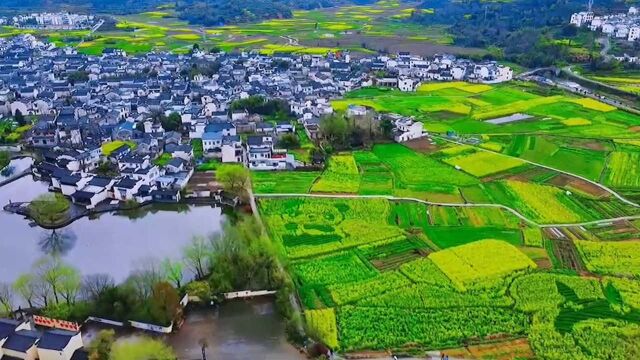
xmin=38 ymin=330 xmax=76 ymax=351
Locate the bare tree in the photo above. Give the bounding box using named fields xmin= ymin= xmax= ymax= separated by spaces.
xmin=126 ymin=258 xmax=163 ymax=301
xmin=33 ymin=277 xmax=52 ymax=308
xmin=183 ymin=236 xmax=212 ymax=280
xmin=81 ymin=274 xmax=115 ymax=301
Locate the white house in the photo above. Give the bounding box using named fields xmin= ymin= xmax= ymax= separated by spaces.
xmin=113 ymin=177 xmax=143 ymax=201
xmin=393 ymin=117 xmax=426 ymax=142
xmin=629 ymin=26 xmax=640 ymax=41
xmin=36 ymin=330 xmax=84 ymax=360
xmin=398 ymin=77 xmax=417 ymax=92
xmin=221 ymin=136 xmax=244 ymax=163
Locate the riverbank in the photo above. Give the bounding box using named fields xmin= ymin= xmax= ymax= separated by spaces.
xmin=3 ymin=188 xmax=238 ymax=229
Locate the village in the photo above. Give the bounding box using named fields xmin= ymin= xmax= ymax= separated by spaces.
xmin=0 ymin=12 xmax=98 ymax=30
xmin=0 ymin=34 xmax=513 ymax=212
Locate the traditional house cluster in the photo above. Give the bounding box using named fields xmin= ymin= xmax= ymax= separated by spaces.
xmin=571 ymin=7 xmax=640 ymax=42
xmin=0 ymin=34 xmax=515 ymax=206
xmin=0 ymin=318 xmax=87 ymax=360
xmin=8 ymin=13 xmax=97 ymax=30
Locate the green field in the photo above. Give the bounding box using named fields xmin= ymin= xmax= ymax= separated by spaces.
xmin=334 ymin=83 xmax=640 ymax=141
xmin=6 ymin=0 xmax=454 ymax=56
xmin=260 ymin=196 xmax=640 ymax=355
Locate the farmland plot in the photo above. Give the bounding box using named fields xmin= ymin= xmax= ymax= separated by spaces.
xmin=373 ymin=144 xmax=479 ymax=192
xmin=338 ymin=306 xmax=529 ymax=351
xmin=429 ymin=240 xmax=536 ymax=290
xmin=575 ymin=240 xmax=640 ymax=277
xmin=312 ymin=154 xmax=361 ymax=193
xmin=251 ymin=171 xmax=319 ymax=194
xmin=604 ymin=151 xmax=640 ymax=189
xmin=443 ymin=150 xmax=527 ymax=177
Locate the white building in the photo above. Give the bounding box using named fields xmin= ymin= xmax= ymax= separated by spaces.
xmin=390 ymin=116 xmax=427 ymax=143
xmin=570 ymin=12 xmax=594 ymax=27
xmin=630 ymin=26 xmax=640 ymax=41
xmin=398 ymin=77 xmax=417 ymax=92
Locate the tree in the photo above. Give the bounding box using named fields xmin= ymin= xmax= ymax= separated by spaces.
xmin=161 ymin=259 xmax=184 ymax=288
xmin=67 ymin=70 xmax=89 ymax=85
xmin=277 ymin=133 xmax=300 ymax=149
xmin=216 ymin=165 xmax=250 ymax=195
xmin=161 ymin=112 xmax=182 ymax=132
xmin=149 ymin=282 xmax=180 ymax=325
xmin=0 ymin=283 xmax=13 ymax=316
xmin=88 ymin=329 xmax=115 ymax=360
xmin=0 ymin=151 xmax=9 ymax=170
xmin=58 ymin=265 xmax=81 ymax=305
xmin=320 ymin=115 xmax=349 ymax=148
xmin=28 ymin=193 xmax=70 ymax=226
xmin=182 ymin=236 xmax=212 ymax=280
xmin=13 ymin=274 xmax=36 ymax=308
xmin=81 ymin=274 xmax=115 ymax=301
xmin=126 ymin=259 xmax=163 ymax=301
xmin=185 ymin=281 xmax=211 ymax=303
xmin=14 ymin=109 xmax=25 ymax=126
xmin=34 ymin=257 xmax=68 ymax=304
xmin=380 ymin=118 xmax=394 ymax=139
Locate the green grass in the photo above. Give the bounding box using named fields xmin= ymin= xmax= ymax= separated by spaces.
xmin=252 ymin=171 xmax=320 ymax=193
xmin=101 ymin=140 xmax=136 ymax=155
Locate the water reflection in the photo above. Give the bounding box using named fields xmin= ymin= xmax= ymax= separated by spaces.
xmin=38 ymin=229 xmax=78 ymax=255
xmin=0 ymin=157 xmax=34 ymax=182
xmin=0 ymin=176 xmax=225 ymax=284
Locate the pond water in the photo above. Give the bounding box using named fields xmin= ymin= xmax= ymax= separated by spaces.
xmin=0 ymin=157 xmax=34 ymax=182
xmin=0 ymin=173 xmax=302 ymax=359
xmin=0 ymin=175 xmax=225 ymax=284
xmin=167 ymin=298 xmax=304 ymax=360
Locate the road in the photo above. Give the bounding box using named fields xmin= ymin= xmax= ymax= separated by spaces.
xmin=519 ymin=66 xmax=640 ymax=114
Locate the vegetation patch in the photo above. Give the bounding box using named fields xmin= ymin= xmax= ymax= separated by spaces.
xmin=429 ymin=239 xmax=536 ymax=290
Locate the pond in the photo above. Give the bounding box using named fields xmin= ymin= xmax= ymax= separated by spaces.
xmin=0 ymin=175 xmax=225 ymax=284
xmin=0 ymin=157 xmax=34 ymax=182
xmin=169 ymin=298 xmax=304 ymax=360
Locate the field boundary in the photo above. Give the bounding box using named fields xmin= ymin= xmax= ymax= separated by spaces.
xmin=254 ymin=193 xmax=640 ymax=228
xmin=433 ymin=135 xmax=640 ymax=208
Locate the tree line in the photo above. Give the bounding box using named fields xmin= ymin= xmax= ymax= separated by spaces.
xmin=0 ymin=216 xmax=287 ymax=328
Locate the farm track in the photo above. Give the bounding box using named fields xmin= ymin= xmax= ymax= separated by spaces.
xmin=433 ymin=135 xmax=640 ymax=208
xmin=254 ymin=193 xmax=640 ymax=228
